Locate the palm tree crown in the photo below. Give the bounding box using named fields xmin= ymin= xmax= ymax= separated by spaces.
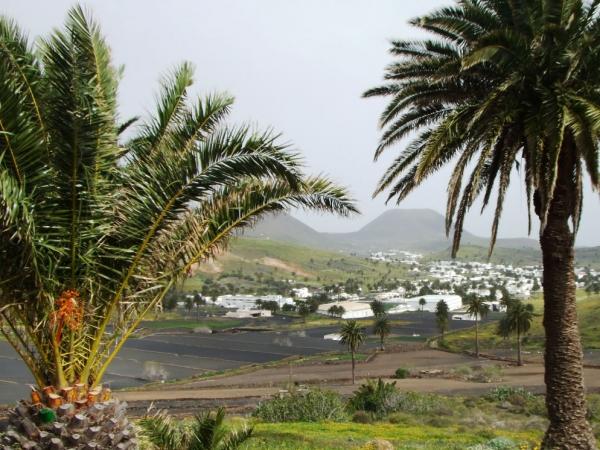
xmin=364 ymin=0 xmax=600 ymax=256
xmin=365 ymin=1 xmax=599 ymax=445
xmin=0 ymin=6 xmax=357 ymax=391
xmin=140 ymin=408 xmax=252 ymax=450
xmin=465 ymin=297 xmax=490 ymax=321
xmin=373 ymin=315 xmax=391 ymax=350
xmin=340 ymin=320 xmax=366 ymax=353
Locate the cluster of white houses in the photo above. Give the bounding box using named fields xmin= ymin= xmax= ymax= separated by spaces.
xmin=210 ymin=291 xmax=504 ymax=321
xmin=316 ymin=294 xmax=465 ymax=320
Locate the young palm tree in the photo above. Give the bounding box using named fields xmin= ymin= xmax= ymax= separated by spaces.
xmin=140 ymin=407 xmax=252 ymax=450
xmin=435 ymin=300 xmax=450 ymax=340
xmin=0 ymin=7 xmax=356 ymax=447
xmin=500 ymin=301 xmax=535 ymax=366
xmin=372 ymin=314 xmax=391 ymax=351
xmin=339 ymin=320 xmax=366 ymax=384
xmin=364 ymin=1 xmax=599 ymax=446
xmin=418 ymin=297 xmax=427 ymax=313
xmin=465 ymin=297 xmax=490 ymax=358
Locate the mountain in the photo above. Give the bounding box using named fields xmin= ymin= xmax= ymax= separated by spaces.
xmin=245 ymin=209 xmax=539 ymax=254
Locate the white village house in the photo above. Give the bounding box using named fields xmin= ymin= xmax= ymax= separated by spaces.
xmin=215 ymin=294 xmax=293 ymax=310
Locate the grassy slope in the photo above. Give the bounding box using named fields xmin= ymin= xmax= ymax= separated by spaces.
xmin=430 ymin=244 xmax=600 ymax=269
xmin=241 ymin=422 xmax=540 ymax=450
xmin=443 ymin=292 xmax=600 ymax=352
xmin=184 ymin=237 xmax=410 ymax=291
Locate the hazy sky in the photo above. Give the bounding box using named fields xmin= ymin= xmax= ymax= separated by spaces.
xmin=5 ymin=1 xmax=599 ymax=245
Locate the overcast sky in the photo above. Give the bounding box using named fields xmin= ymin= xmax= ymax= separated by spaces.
xmin=5 ymin=1 xmax=599 ymax=246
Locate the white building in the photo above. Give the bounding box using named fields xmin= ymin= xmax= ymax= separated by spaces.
xmin=225 ymin=309 xmax=272 ymax=319
xmin=292 ymin=287 xmax=311 ymax=299
xmin=404 ymin=294 xmax=463 ymax=312
xmin=317 ymin=301 xmax=373 ymax=319
xmin=216 ymin=294 xmax=293 ymax=310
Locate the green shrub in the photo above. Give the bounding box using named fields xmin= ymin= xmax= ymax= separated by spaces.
xmin=393 ymin=367 xmax=410 ymax=379
xmin=485 ymin=386 xmax=535 ymax=403
xmin=253 ymin=389 xmax=347 ymax=422
xmin=467 ymin=437 xmax=517 ymax=450
xmin=587 ymin=394 xmax=600 ymax=422
xmin=425 ymin=416 xmax=453 ymax=428
xmin=352 ymin=410 xmax=373 ymax=424
xmin=392 ymin=391 xmax=455 ymax=416
xmin=348 ymin=379 xmax=398 ymax=418
xmin=453 ymin=365 xmax=474 ymax=378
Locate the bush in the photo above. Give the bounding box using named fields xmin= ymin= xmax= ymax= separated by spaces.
xmin=352 ymin=410 xmax=373 ymax=424
xmin=587 ymin=394 xmax=600 ymax=422
xmin=485 ymin=386 xmax=545 ymax=417
xmin=467 ymin=437 xmax=517 ymax=450
xmin=253 ymin=389 xmax=347 ymax=422
xmin=348 ymin=379 xmax=398 ymax=418
xmin=485 ymin=386 xmax=535 ymax=403
xmin=393 ymin=367 xmax=410 ymax=379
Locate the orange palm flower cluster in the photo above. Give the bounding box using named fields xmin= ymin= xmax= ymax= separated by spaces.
xmin=51 ymin=289 xmax=84 ymax=343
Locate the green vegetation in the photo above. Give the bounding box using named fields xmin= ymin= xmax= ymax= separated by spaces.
xmin=184 ymin=237 xmax=410 ymax=292
xmin=140 ymin=319 xmax=245 ymax=331
xmin=239 ymin=421 xmax=539 ymax=450
xmin=140 ymin=408 xmax=252 ymax=450
xmin=339 ymin=320 xmax=366 ymax=384
xmin=443 ymin=294 xmax=600 ymax=354
xmin=366 ymin=0 xmax=600 ymax=444
xmin=253 ymin=390 xmax=347 ymax=423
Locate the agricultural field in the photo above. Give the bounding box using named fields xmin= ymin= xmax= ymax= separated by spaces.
xmin=442 ymin=292 xmax=600 ymax=356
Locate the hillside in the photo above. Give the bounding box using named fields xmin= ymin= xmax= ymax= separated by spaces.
xmin=429 ymin=244 xmax=600 ymax=268
xmin=246 ymin=209 xmax=539 ymax=254
xmin=184 ymin=237 xmax=410 ymax=292
xmin=443 ymin=293 xmax=600 ymax=353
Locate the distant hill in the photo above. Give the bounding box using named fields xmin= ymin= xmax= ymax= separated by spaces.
xmin=185 ymin=237 xmax=410 ymax=291
xmin=245 ymin=209 xmax=539 ymax=254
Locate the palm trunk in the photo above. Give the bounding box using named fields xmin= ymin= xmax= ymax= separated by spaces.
xmin=517 ymin=327 xmax=522 ymax=366
xmin=351 ymin=350 xmax=356 ymax=385
xmin=475 ymin=316 xmax=479 ymax=358
xmin=380 ymin=335 xmax=384 ymax=351
xmin=539 ymin=144 xmax=595 ymax=449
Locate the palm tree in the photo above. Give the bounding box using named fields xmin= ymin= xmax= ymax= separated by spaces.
xmin=298 ymin=302 xmax=311 ymax=323
xmin=140 ymin=407 xmax=252 ymax=450
xmin=364 ymin=1 xmax=599 ymax=446
xmin=418 ymin=297 xmax=427 ymax=313
xmin=435 ymin=300 xmax=450 ymax=340
xmin=373 ymin=314 xmax=391 ymax=351
xmin=500 ymin=301 xmax=535 ymax=366
xmin=370 ymin=299 xmax=386 ymax=317
xmin=465 ymin=297 xmax=490 ymax=358
xmin=339 ymin=320 xmax=366 ymax=384
xmin=0 ymin=7 xmax=357 ymax=446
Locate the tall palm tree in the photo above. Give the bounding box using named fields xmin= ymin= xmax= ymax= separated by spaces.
xmin=373 ymin=314 xmax=391 ymax=351
xmin=140 ymin=407 xmax=252 ymax=450
xmin=364 ymin=1 xmax=599 ymax=446
xmin=435 ymin=300 xmax=450 ymax=340
xmin=339 ymin=320 xmax=366 ymax=384
xmin=500 ymin=301 xmax=535 ymax=366
xmin=465 ymin=297 xmax=490 ymax=358
xmin=418 ymin=297 xmax=427 ymax=313
xmin=0 ymin=6 xmax=357 ymax=447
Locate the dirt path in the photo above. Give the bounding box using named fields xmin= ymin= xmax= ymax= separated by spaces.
xmin=115 ymin=349 xmax=600 ymax=406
